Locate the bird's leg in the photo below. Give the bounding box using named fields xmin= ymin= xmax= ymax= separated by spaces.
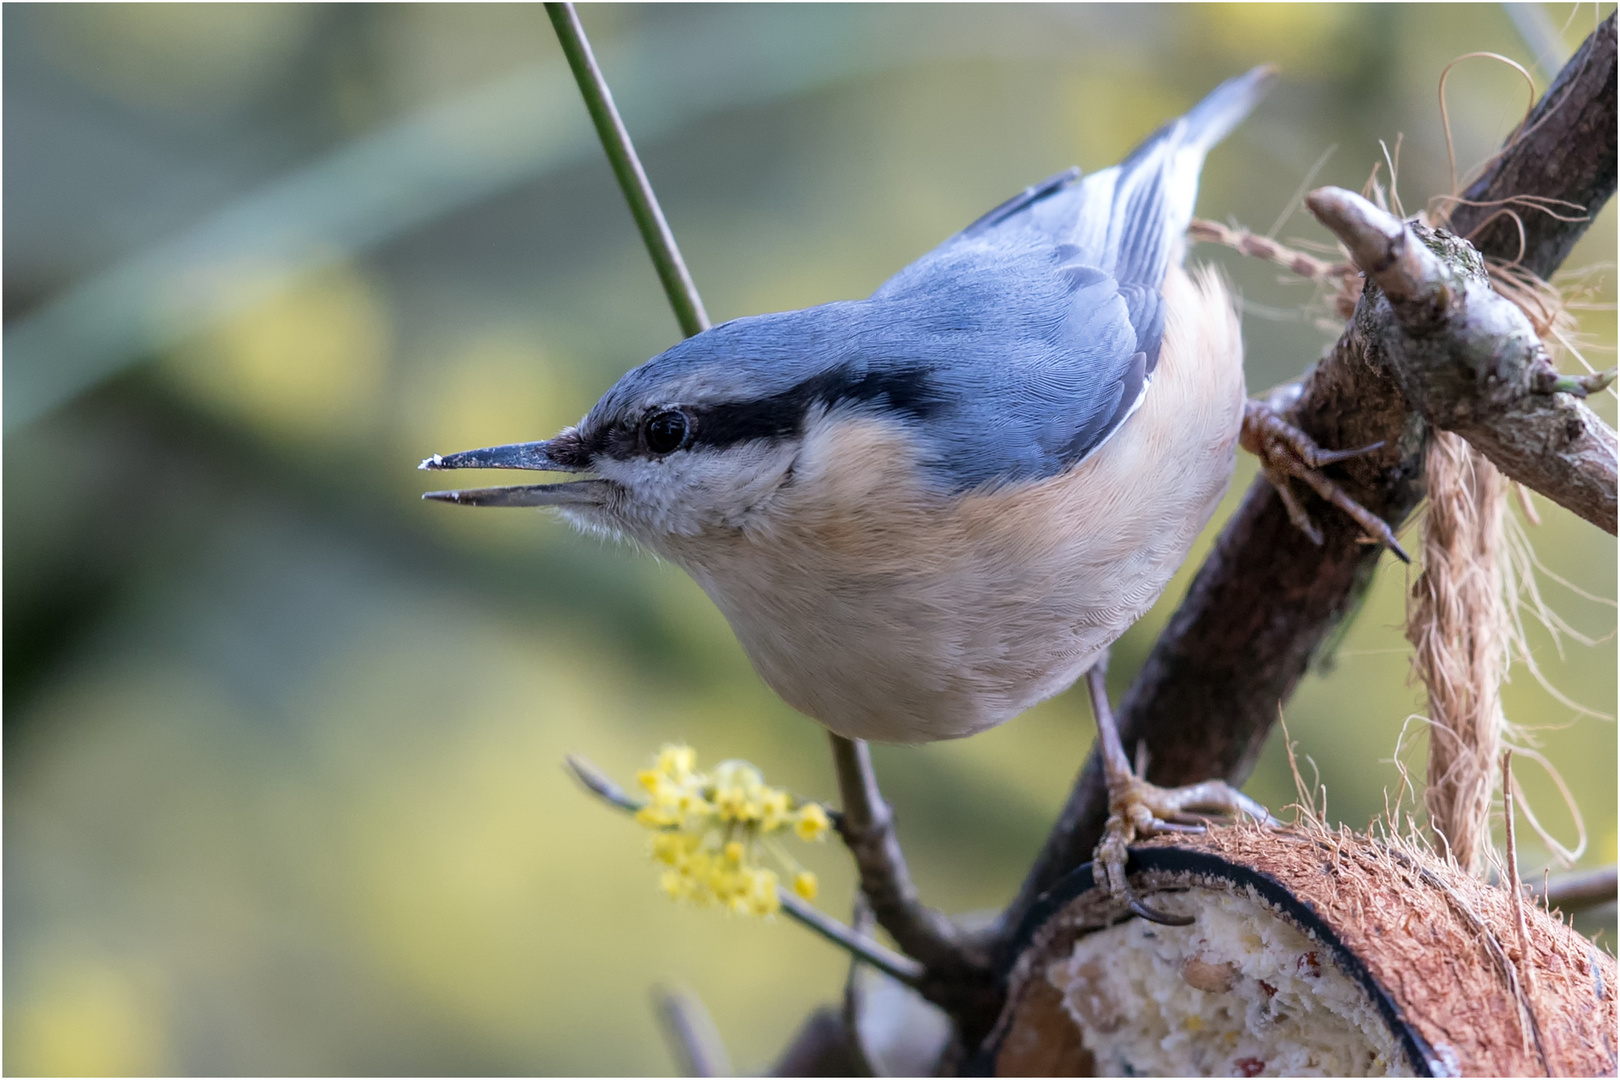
xmin=1240 ymin=398 xmax=1410 ymax=563
xmin=1087 ymin=656 xmax=1273 ymax=926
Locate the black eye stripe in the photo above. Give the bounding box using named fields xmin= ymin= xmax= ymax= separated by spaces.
xmin=576 ymin=364 xmax=942 ymax=462
xmin=687 ymin=364 xmax=941 ymax=450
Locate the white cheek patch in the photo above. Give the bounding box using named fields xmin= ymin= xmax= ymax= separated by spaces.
xmin=593 ymin=440 xmax=800 ymax=538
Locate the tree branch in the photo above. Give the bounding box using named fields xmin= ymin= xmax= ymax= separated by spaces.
xmin=652 ymin=985 xmax=734 ymax=1077
xmin=547 ymin=1 xmax=949 ymax=1002
xmin=546 ymin=0 xmax=966 ymax=995
xmin=827 ymin=735 xmax=985 ymax=980
xmin=1309 ymin=185 xmax=1617 ymax=534
xmin=994 ymin=15 xmax=1617 ymax=982
xmin=779 ymin=890 xmax=928 ymax=988
xmin=1447 ymin=13 xmax=1617 ymax=275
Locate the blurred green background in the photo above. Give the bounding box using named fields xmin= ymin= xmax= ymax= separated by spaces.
xmin=4 ymin=3 xmax=1615 ymax=1075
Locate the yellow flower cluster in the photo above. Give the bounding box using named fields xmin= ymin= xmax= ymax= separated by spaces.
xmin=635 ymin=745 xmax=831 ymax=917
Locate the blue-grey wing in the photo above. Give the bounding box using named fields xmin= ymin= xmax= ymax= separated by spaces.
xmin=860 ymin=236 xmax=1150 ymax=490
xmin=866 ymin=66 xmax=1271 ymax=490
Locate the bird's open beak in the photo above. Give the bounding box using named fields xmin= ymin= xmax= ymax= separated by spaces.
xmin=419 ymin=439 xmax=612 ymax=508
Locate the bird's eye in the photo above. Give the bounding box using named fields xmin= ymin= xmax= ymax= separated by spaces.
xmin=643 ymin=409 xmax=689 ymax=455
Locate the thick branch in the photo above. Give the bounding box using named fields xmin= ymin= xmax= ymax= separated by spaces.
xmin=769 ymin=1007 xmax=867 ymax=1077
xmin=1310 ymin=187 xmax=1617 ymax=534
xmin=999 ymin=351 xmax=1421 ymax=951
xmin=995 ymin=16 xmax=1617 ymax=977
xmin=1448 ymin=13 xmax=1617 ymax=276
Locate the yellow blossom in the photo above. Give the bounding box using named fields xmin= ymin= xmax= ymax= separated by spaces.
xmin=761 ymin=788 xmax=792 ymax=830
xmin=656 ymin=744 xmax=696 ymax=777
xmin=635 ymin=805 xmax=676 ymax=828
xmin=795 ymin=802 xmax=831 ymax=841
xmin=628 ymin=744 xmax=831 ymax=919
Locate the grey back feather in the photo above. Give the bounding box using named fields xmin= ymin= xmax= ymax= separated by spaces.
xmin=587 ymin=67 xmax=1274 ymax=493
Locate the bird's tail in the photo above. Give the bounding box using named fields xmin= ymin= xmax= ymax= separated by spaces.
xmin=1102 ymin=66 xmax=1275 ymax=293
xmin=938 ymin=65 xmax=1276 ymax=287
xmin=1176 ymin=64 xmax=1278 ymax=155
xmin=1119 ymin=65 xmax=1276 ymax=173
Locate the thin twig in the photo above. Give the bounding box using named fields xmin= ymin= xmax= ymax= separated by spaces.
xmin=840 ymin=895 xmax=878 ymax=1077
xmin=780 ymin=890 xmax=927 ymax=987
xmin=565 ymin=752 xmax=642 ymax=812
xmin=652 ymin=984 xmax=735 ymax=1077
xmin=544 ymin=2 xmax=710 ymax=337
xmin=563 ymin=754 xmax=925 ymax=985
xmin=827 ymin=734 xmax=981 ymax=977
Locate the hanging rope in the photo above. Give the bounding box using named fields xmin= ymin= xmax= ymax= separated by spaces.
xmin=1407 ymin=432 xmax=1510 ymax=874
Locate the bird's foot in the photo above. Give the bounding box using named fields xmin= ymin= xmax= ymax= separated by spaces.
xmin=1096 ymin=766 xmax=1275 ymax=926
xmin=1240 ymin=398 xmax=1409 ymax=563
xmin=1082 ymin=659 xmax=1275 ymax=926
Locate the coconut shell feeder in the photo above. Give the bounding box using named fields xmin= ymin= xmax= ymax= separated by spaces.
xmin=978 ymin=826 xmax=1616 ymax=1077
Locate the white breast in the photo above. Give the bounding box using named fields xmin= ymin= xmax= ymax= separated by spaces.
xmin=663 ymin=265 xmax=1246 ymax=743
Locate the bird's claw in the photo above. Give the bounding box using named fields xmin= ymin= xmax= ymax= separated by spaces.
xmin=1095 ymin=767 xmax=1273 ymax=926
xmin=1240 ymin=398 xmax=1409 ymax=563
xmin=1130 ymin=897 xmax=1196 ymax=927
xmin=1083 ymin=659 xmax=1275 ymax=928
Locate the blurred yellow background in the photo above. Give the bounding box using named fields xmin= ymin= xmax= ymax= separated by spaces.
xmin=5 ymin=4 xmax=1614 ymax=1075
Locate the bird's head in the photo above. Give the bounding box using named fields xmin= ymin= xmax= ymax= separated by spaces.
xmin=420 ymin=302 xmax=932 ymax=549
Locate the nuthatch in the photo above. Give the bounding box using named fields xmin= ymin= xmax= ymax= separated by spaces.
xmin=423 ymin=68 xmax=1392 ymax=908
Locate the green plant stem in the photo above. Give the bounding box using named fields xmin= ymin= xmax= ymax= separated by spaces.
xmin=544 ymin=2 xmax=711 ymax=338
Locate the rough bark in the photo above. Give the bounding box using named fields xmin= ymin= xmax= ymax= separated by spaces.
xmin=1312 ymin=186 xmax=1617 ymax=534
xmin=1450 ymin=12 xmax=1617 ymax=274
